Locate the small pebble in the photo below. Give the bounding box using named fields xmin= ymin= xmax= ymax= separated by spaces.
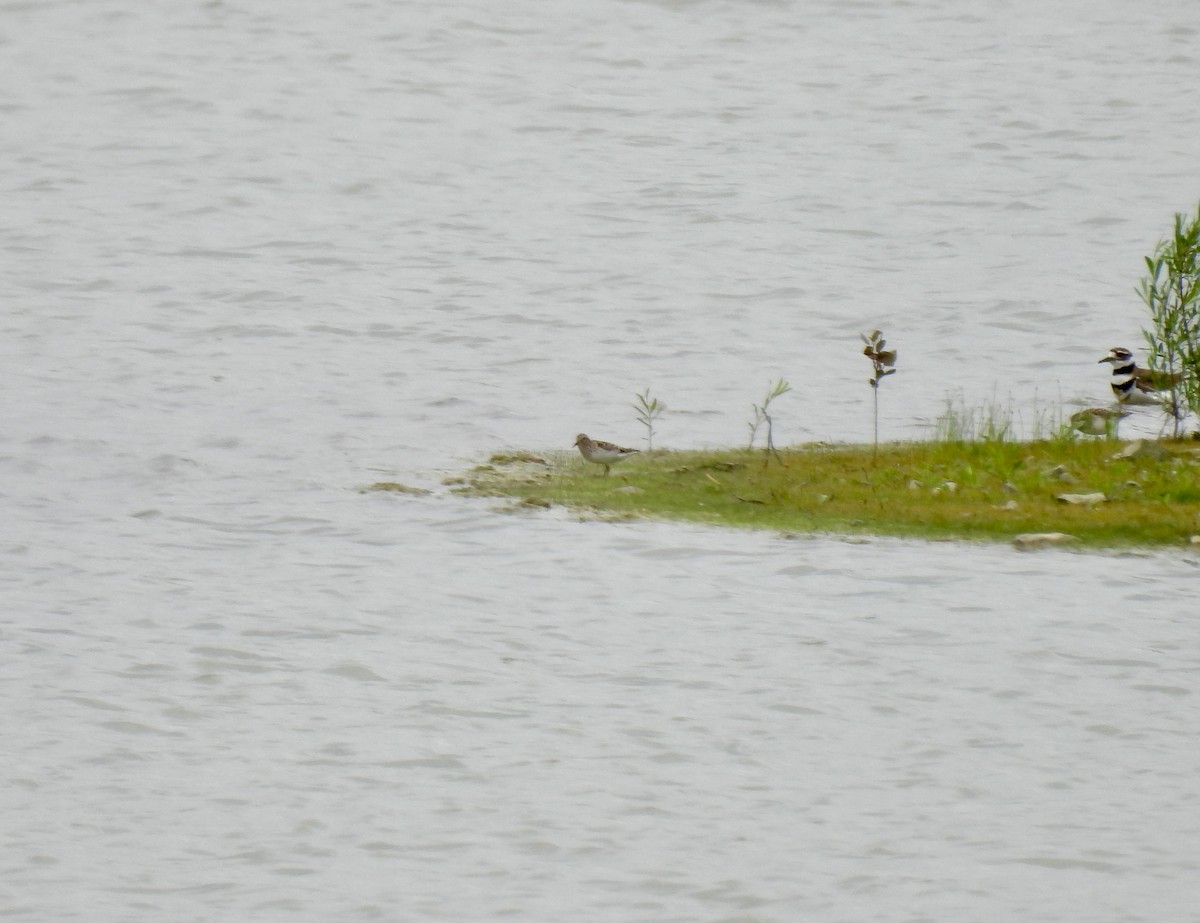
xmin=1056 ymin=492 xmax=1107 ymax=506
xmin=1013 ymin=532 xmax=1078 ymax=550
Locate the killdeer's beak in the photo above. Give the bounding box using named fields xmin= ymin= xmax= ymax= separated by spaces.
xmin=1098 ymin=356 xmax=1111 ymax=363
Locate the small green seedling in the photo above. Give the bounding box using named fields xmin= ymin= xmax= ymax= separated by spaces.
xmin=747 ymin=378 xmax=791 ymax=465
xmin=632 ymin=388 xmax=666 ymax=450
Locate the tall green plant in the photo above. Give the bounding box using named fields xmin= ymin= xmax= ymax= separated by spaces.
xmin=1138 ymin=204 xmax=1200 ymax=437
xmin=861 ymin=329 xmax=897 ymax=457
xmin=747 ymin=378 xmax=791 ymax=464
xmin=632 ymin=388 xmax=665 ymax=450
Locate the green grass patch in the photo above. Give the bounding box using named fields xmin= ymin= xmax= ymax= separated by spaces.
xmin=454 ymin=440 xmax=1200 ymax=548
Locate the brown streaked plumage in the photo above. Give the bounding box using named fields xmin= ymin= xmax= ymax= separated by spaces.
xmin=1070 ymin=406 xmax=1130 ymax=437
xmin=573 ymin=433 xmax=639 ymax=475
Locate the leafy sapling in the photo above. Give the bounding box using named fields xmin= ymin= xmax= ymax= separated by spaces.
xmin=632 ymin=388 xmax=666 ymax=451
xmin=1138 ymin=204 xmax=1200 ymax=437
xmin=861 ymin=329 xmax=898 ymax=457
xmin=747 ymin=378 xmax=791 ymax=464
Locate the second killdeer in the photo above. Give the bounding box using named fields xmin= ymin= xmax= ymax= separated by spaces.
xmin=573 ymin=433 xmax=639 ymax=476
xmin=1099 ymin=346 xmax=1183 ymax=404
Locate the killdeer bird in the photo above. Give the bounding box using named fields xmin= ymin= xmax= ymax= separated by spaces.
xmin=573 ymin=433 xmax=639 ymax=475
xmin=1099 ymin=346 xmax=1183 ymax=404
xmin=1070 ymin=406 xmax=1130 ymax=437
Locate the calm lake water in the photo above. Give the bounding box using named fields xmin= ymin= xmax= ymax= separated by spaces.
xmin=3 ymin=1 xmax=1199 ymax=920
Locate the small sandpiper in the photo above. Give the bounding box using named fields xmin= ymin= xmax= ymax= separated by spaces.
xmin=1070 ymin=406 xmax=1130 ymax=438
xmin=573 ymin=433 xmax=639 ymax=475
xmin=1099 ymin=346 xmax=1182 ymax=404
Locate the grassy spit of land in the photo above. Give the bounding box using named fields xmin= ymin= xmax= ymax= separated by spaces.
xmin=442 ymin=439 xmax=1200 ymax=549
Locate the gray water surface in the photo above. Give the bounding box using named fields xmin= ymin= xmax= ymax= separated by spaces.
xmin=3 ymin=1 xmax=1199 ymax=920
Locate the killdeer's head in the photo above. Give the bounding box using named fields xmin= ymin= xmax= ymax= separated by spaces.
xmin=1099 ymin=346 xmax=1135 ymax=368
